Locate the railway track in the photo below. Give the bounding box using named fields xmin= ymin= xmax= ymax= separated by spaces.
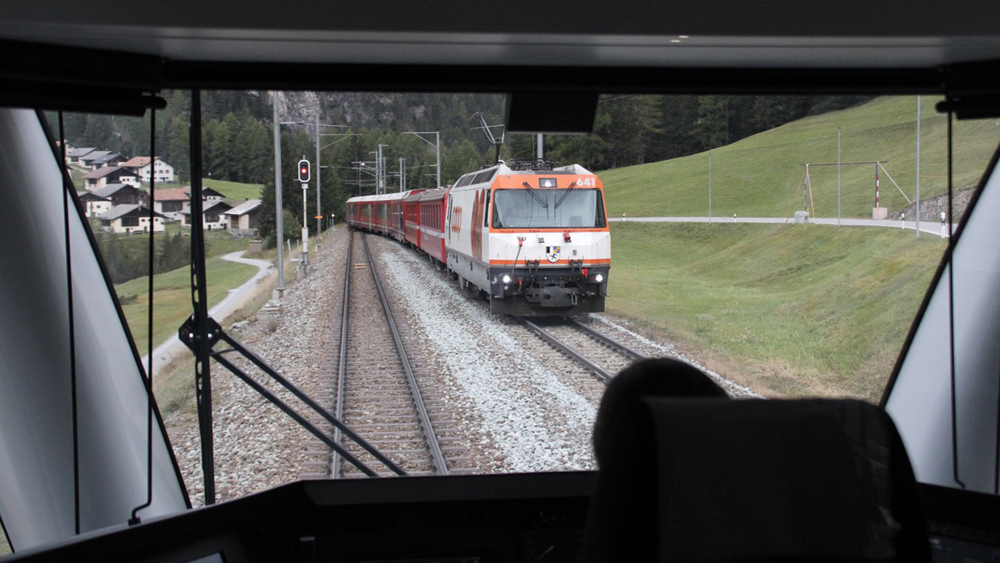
xmin=517 ymin=317 xmax=647 ymax=382
xmin=329 ymin=231 xmax=472 ymax=478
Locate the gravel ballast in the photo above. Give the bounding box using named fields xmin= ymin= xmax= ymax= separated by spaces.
xmin=166 ymin=229 xmax=757 ymax=505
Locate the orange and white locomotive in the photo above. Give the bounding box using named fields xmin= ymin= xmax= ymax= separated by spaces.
xmin=446 ymin=160 xmax=610 ymax=316
xmin=346 ymin=160 xmax=610 ymax=316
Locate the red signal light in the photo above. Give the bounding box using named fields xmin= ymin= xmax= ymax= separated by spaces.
xmin=297 ymin=159 xmax=311 ymax=183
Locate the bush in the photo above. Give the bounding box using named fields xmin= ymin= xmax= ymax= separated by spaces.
xmin=266 ymin=209 xmax=302 ymax=249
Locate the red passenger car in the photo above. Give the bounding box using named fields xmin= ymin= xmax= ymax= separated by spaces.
xmin=403 ymin=190 xmax=424 ymax=248
xmin=416 ymin=188 xmax=449 ymax=265
xmin=347 ymin=187 xmax=451 ymax=268
xmin=347 ymin=192 xmax=407 ymax=236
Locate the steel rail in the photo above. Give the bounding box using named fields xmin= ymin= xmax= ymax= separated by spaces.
xmin=207 ymin=327 xmax=407 ymax=476
xmin=331 ymin=230 xmax=354 ymax=479
xmin=517 ymin=318 xmax=616 ymax=382
xmin=361 ymin=233 xmax=449 ymax=475
xmin=209 ymin=350 xmax=381 ymax=478
xmin=567 ymin=317 xmax=647 ymax=362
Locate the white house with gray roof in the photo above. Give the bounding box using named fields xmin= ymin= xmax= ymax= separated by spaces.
xmin=97 ymin=204 xmax=165 ymax=234
xmin=180 ymin=200 xmax=232 ymax=231
xmin=83 ymin=167 xmax=141 ymax=190
xmin=77 ymin=191 xmax=111 ymax=218
xmin=224 ymin=199 xmax=261 ymax=236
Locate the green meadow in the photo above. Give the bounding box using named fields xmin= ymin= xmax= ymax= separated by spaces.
xmin=202 ymin=178 xmax=263 ymax=201
xmin=601 ymin=96 xmax=999 ymax=219
xmin=116 ymin=256 xmax=257 ymax=355
xmin=606 ymin=222 xmax=946 ymax=401
xmin=598 ymin=96 xmax=998 ymax=400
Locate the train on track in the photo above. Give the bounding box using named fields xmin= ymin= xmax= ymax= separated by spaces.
xmin=346 ymin=160 xmax=611 ymax=316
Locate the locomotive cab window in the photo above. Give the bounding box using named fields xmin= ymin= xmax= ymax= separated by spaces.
xmin=492 ymin=188 xmax=606 ymax=229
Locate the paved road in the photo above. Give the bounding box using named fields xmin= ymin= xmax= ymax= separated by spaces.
xmin=611 ymin=216 xmax=957 ymax=237
xmin=141 ymin=251 xmax=273 ymax=372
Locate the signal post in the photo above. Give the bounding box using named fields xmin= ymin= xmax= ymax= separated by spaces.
xmin=299 ymin=157 xmax=310 ymax=276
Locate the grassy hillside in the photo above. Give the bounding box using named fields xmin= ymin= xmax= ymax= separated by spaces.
xmin=145 ymin=179 xmax=262 ymax=202
xmin=117 ymin=256 xmax=257 ymax=354
xmin=601 ymin=96 xmax=1000 ymax=218
xmin=203 ymin=178 xmax=263 ymax=201
xmin=607 ymin=222 xmax=946 ymax=401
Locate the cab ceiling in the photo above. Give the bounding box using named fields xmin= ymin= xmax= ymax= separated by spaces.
xmin=1 ymin=0 xmax=999 ymax=70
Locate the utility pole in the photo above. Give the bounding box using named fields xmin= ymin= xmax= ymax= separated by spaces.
xmin=315 ymin=113 xmax=322 ymax=243
xmin=916 ymin=95 xmax=921 ymax=237
xmin=377 ymin=143 xmax=389 ymax=194
xmin=399 ymin=157 xmax=406 ymax=192
xmin=537 ymin=133 xmax=543 ymax=160
xmin=272 ymin=92 xmax=285 ymax=299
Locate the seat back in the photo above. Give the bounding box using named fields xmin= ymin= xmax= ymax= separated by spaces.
xmin=585 ymin=398 xmax=931 ymax=562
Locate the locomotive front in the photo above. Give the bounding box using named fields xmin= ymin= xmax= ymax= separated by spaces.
xmin=485 ymin=163 xmax=610 ymax=316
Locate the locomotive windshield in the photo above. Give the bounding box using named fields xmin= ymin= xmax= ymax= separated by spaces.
xmin=492 ymin=188 xmax=607 ymax=229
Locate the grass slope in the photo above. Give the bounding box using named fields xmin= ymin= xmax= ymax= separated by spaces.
xmin=601 ymin=96 xmax=1000 ymax=218
xmin=607 ymin=222 xmax=945 ymax=401
xmin=203 ymin=178 xmax=263 ymax=201
xmin=147 ymin=179 xmax=262 ymax=202
xmin=116 ymin=256 xmax=257 ymax=355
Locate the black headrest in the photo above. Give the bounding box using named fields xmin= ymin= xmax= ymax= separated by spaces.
xmin=585 ymin=398 xmax=931 ymax=562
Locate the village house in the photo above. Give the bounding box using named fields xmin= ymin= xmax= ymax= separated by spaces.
xmin=180 ymin=200 xmax=232 ymax=231
xmin=77 ymin=191 xmax=111 ymax=218
xmin=66 ymin=147 xmax=98 ymax=165
xmin=91 ymin=183 xmax=147 ymax=207
xmin=224 ymin=199 xmax=261 ymax=236
xmin=79 ymin=150 xmax=112 ymax=169
xmin=97 ymin=204 xmax=166 ymax=234
xmin=121 ymin=156 xmax=175 ymax=183
xmin=89 ymin=153 xmax=126 ymax=169
xmin=83 ymin=167 xmax=141 ymax=190
xmin=151 ymin=188 xmax=190 ymax=220
xmin=192 ymin=186 xmax=225 ymax=204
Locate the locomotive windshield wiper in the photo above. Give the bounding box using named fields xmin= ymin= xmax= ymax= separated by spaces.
xmin=522 ymin=181 xmax=549 ymax=208
xmin=554 ymin=181 xmax=577 ymax=209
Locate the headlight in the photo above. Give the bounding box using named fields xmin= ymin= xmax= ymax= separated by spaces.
xmin=594 ymin=274 xmax=604 ymax=283
xmin=502 ymin=274 xmax=512 ymax=284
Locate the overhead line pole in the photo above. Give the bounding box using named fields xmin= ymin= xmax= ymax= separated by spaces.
xmin=916 ymin=95 xmax=922 ymax=237
xmin=316 ymin=113 xmax=321 ymax=243
xmin=272 ymin=92 xmax=285 ymax=298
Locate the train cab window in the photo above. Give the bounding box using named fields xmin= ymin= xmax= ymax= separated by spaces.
xmin=33 ymin=94 xmax=1000 ymax=520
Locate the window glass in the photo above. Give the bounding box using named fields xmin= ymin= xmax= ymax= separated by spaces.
xmin=492 ymin=188 xmax=605 ymax=229
xmin=42 ymin=94 xmax=1000 ymax=507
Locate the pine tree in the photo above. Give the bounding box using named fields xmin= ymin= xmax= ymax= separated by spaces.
xmin=692 ymin=95 xmax=731 ymax=151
